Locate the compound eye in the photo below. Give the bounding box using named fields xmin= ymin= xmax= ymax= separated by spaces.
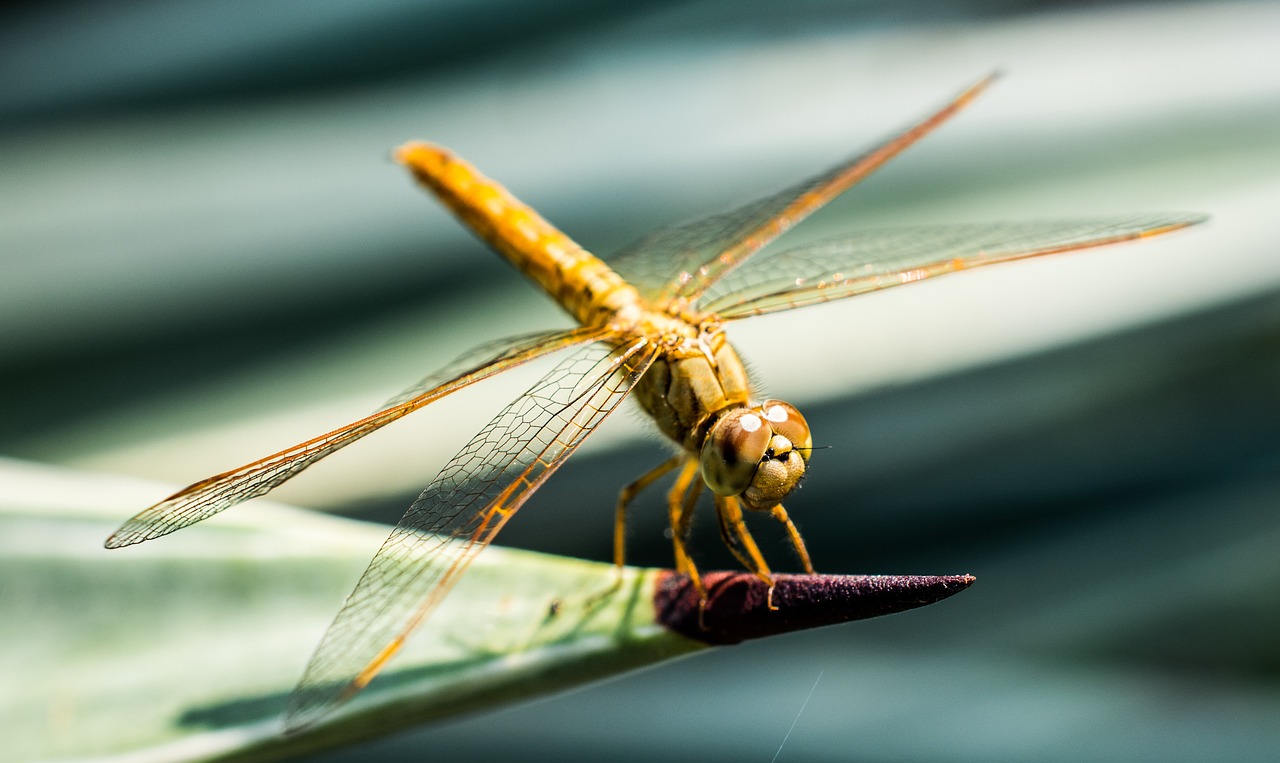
xmin=760 ymin=400 xmax=812 ymax=460
xmin=700 ymin=408 xmax=772 ymax=496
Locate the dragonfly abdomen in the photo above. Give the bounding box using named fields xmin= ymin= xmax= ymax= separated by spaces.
xmin=397 ymin=142 xmax=639 ymax=326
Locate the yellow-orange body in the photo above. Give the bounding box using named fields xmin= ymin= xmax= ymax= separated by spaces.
xmin=397 ymin=142 xmax=753 ymax=454
xmin=398 ymin=143 xmax=641 ymax=327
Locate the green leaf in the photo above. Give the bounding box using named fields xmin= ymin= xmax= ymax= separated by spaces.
xmin=2 ymin=457 xmax=971 ymax=762
xmin=0 ymin=457 xmax=702 ymax=762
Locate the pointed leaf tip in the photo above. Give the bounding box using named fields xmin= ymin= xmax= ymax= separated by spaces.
xmin=654 ymin=571 xmax=975 ymax=645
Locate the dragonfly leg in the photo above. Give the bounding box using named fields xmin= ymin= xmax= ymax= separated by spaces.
xmin=769 ymin=504 xmax=816 ymax=575
xmin=714 ymin=495 xmax=778 ymax=610
xmin=614 ymin=455 xmax=683 ymax=570
xmin=667 ymin=459 xmax=706 ymax=601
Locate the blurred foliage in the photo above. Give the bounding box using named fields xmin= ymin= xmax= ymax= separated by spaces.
xmin=2 ymin=1 xmax=1279 ymax=761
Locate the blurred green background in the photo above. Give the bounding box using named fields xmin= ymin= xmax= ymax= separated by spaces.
xmin=3 ymin=1 xmax=1279 ymax=760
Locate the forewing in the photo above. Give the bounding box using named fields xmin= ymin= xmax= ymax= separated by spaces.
xmin=701 ymin=215 xmax=1206 ymax=319
xmin=282 ymin=337 xmax=658 ymax=731
xmin=377 ymin=327 xmax=603 ymax=409
xmin=607 ymin=74 xmax=996 ymax=303
xmin=104 ymin=326 xmax=609 ymax=549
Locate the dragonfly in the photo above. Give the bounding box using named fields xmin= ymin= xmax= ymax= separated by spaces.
xmin=104 ymin=73 xmax=1203 ymax=731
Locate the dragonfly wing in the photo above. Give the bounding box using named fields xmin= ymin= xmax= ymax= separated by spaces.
xmin=701 ymin=214 xmax=1206 ymax=320
xmin=378 ymin=327 xmax=602 ymax=409
xmin=607 ymin=74 xmax=997 ymax=303
xmin=103 ymin=325 xmax=610 ymax=549
xmin=283 ymin=336 xmax=658 ymax=731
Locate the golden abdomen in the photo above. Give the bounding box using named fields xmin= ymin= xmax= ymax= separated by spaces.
xmin=396 ymin=142 xmax=639 ymax=326
xmin=397 ymin=141 xmax=754 ymax=453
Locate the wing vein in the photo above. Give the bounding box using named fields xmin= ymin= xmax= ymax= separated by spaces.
xmin=282 ymin=337 xmax=657 ymax=731
xmin=104 ymin=325 xmax=611 ymax=548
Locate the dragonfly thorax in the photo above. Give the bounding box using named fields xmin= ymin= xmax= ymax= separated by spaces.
xmin=631 ymin=322 xmax=749 ymax=449
xmin=630 ymin=320 xmax=811 ymax=509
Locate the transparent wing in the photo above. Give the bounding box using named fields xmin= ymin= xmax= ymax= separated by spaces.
xmin=103 ymin=325 xmax=609 ymax=549
xmin=377 ymin=327 xmax=600 ymax=409
xmin=607 ymin=73 xmax=997 ymax=303
xmin=283 ymin=336 xmax=658 ymax=731
xmin=700 ymin=214 xmax=1206 ymax=320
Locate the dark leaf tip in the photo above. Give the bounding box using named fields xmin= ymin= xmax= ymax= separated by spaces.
xmin=654 ymin=571 xmax=975 ymax=645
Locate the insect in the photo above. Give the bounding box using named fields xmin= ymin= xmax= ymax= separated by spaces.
xmin=104 ymin=74 xmax=1202 ymax=730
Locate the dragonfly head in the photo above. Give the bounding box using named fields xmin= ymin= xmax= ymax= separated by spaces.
xmin=700 ymin=401 xmax=812 ymax=511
